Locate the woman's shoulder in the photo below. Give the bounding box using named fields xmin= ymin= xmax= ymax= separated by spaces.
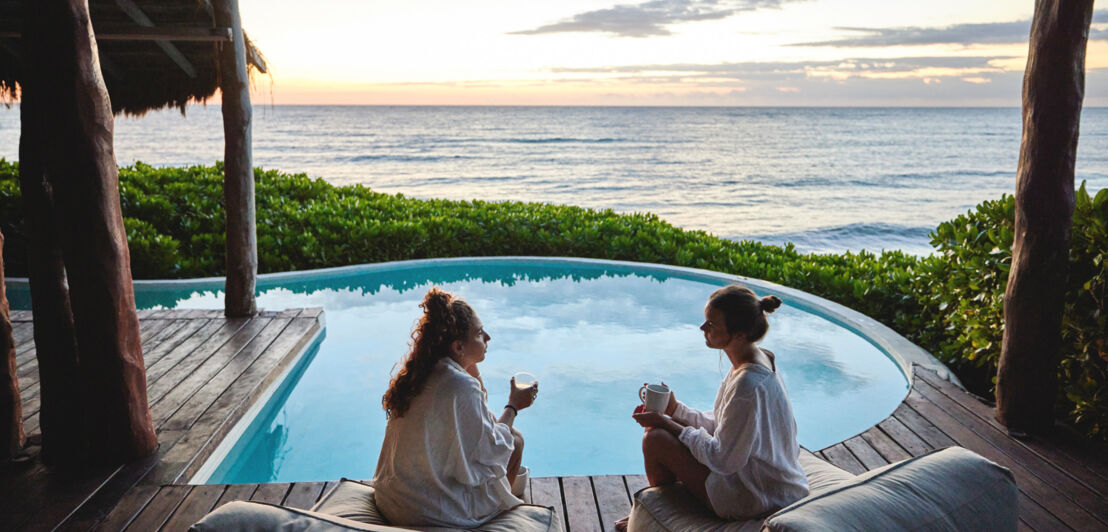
xmin=730 ymin=363 xmax=776 ymax=396
xmin=432 ymin=358 xmax=483 ymax=394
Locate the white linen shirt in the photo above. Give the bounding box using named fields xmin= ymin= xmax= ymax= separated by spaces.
xmin=673 ymin=362 xmax=809 ymax=520
xmin=373 ymin=357 xmax=521 ymax=528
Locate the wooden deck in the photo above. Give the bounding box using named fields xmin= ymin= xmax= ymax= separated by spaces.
xmin=1 ymin=308 xmax=325 ymax=531
xmin=5 ymin=311 xmax=1108 ymax=531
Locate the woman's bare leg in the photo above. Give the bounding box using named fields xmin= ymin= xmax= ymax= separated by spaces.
xmin=616 ymin=429 xmax=711 ymax=531
xmin=506 ymin=426 xmax=524 ymax=485
xmin=642 ymin=429 xmax=711 ymax=505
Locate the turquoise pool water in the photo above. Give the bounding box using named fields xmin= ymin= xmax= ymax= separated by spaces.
xmin=8 ymin=258 xmax=910 ymax=483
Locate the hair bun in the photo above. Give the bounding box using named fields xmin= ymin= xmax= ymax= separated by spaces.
xmin=759 ymin=295 xmax=782 ymax=313
xmin=420 ymin=287 xmax=453 ymax=317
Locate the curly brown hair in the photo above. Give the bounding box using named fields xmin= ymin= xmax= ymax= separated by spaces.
xmin=382 ymin=287 xmax=478 ymax=419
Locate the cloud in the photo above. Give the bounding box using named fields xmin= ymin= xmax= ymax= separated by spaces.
xmin=790 ymin=10 xmax=1108 ymax=47
xmin=510 ymin=0 xmax=805 ymax=38
xmin=550 ymin=55 xmax=1012 ymax=79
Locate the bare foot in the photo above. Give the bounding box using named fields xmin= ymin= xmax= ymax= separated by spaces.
xmin=614 ymin=515 xmax=630 ymax=531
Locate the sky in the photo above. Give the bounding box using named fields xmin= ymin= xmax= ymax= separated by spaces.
xmin=239 ymin=0 xmax=1108 ymax=106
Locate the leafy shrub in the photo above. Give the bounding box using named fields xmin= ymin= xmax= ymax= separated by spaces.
xmin=924 ymin=184 xmax=1108 ymax=441
xmin=1065 ymin=186 xmax=1108 ymax=439
xmin=123 ymin=217 xmax=181 ymax=279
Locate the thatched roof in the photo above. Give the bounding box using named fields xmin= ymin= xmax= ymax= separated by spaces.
xmin=0 ymin=0 xmax=266 ymax=116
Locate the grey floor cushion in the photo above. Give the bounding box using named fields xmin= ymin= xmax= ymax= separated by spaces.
xmin=764 ymin=446 xmax=1018 ymax=532
xmin=628 ymin=446 xmax=1017 ymax=532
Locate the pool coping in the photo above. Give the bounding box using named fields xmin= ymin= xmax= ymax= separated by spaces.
xmin=188 ymin=323 xmax=327 ymax=484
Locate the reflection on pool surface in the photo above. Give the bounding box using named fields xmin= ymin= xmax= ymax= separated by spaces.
xmin=11 ymin=258 xmax=910 ymax=483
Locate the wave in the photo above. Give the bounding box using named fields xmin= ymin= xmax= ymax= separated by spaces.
xmin=505 ymin=137 xmax=626 ymax=144
xmin=767 ymin=170 xmax=1013 ymax=189
xmin=739 ymin=222 xmax=935 ymax=255
xmin=346 ymin=154 xmax=473 ymax=163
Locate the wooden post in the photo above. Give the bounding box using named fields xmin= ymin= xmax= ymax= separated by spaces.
xmin=20 ymin=0 xmax=156 ymax=464
xmin=18 ymin=0 xmax=85 ymax=466
xmin=996 ymin=0 xmax=1093 ymax=434
xmin=0 ymin=230 xmax=23 ymax=462
xmin=215 ymin=0 xmax=258 ymax=317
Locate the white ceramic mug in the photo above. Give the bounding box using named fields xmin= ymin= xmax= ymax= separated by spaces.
xmin=639 ymin=383 xmax=671 ymax=413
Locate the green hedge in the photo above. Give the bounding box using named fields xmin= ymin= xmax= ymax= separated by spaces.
xmin=923 ymin=185 xmax=1108 ymax=440
xmin=0 ymin=159 xmax=1104 ymax=444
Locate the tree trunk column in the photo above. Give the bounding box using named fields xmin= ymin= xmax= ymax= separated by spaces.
xmin=19 ymin=0 xmax=86 ymax=466
xmin=21 ymin=0 xmax=156 ymax=464
xmin=0 ymin=230 xmax=23 ymax=462
xmin=215 ymin=0 xmax=258 ymax=317
xmin=996 ymin=0 xmax=1093 ymax=433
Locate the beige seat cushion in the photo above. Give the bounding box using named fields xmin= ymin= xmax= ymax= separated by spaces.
xmin=312 ymin=479 xmax=563 ymax=532
xmin=312 ymin=479 xmax=390 ymax=525
xmin=764 ymin=446 xmax=1018 ymax=532
xmin=627 ymin=484 xmax=765 ymax=532
xmin=627 ymin=450 xmax=853 ymax=532
xmin=189 ymin=500 xmax=411 ymax=531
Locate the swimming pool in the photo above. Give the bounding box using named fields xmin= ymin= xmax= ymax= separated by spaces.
xmin=8 ymin=257 xmax=924 ymax=483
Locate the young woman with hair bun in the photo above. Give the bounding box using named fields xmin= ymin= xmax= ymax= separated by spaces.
xmin=373 ymin=287 xmax=538 ymax=528
xmin=616 ymin=285 xmax=808 ymax=530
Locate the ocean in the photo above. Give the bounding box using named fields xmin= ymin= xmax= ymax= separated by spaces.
xmin=2 ymin=106 xmax=1106 ymax=255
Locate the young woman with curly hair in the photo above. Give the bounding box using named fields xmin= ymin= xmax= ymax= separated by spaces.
xmin=372 ymin=287 xmax=538 ymax=528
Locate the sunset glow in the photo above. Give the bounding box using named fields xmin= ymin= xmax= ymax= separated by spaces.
xmin=237 ymin=0 xmax=1108 ymax=106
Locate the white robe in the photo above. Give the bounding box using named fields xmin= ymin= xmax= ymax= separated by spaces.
xmin=373 ymin=358 xmax=521 ymax=528
xmin=673 ymin=362 xmax=809 ymax=520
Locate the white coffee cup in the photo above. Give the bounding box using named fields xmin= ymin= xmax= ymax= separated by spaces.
xmin=639 ymin=383 xmax=671 ymax=413
xmin=511 ymin=465 xmax=529 ymax=498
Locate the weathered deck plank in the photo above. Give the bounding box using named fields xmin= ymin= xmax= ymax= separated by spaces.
xmin=821 ymin=443 xmax=867 ymax=475
xmin=858 ymin=425 xmax=912 ymax=463
xmin=250 ymin=482 xmax=291 ymax=505
xmin=3 ymin=309 xmax=324 ymax=532
xmin=213 ymin=484 xmax=257 ymax=509
xmin=904 ymin=388 xmax=1101 ymax=530
xmin=11 ymin=320 xmax=34 ymax=347
xmin=593 ymin=475 xmax=632 ymax=532
xmin=842 ymin=434 xmax=889 ymax=470
xmin=562 ymin=476 xmax=602 ymax=532
xmin=145 ymin=318 xmax=256 ymax=412
xmin=624 ymin=474 xmax=649 ymax=496
xmin=160 ymin=485 xmax=225 ymax=531
xmin=124 ymin=485 xmax=191 ymax=532
xmin=916 ymin=369 xmax=1108 ymax=498
xmin=283 ymin=482 xmax=326 ymax=510
xmin=914 ymin=379 xmax=1108 ymax=526
xmin=529 ymin=477 xmax=565 ymax=524
xmin=89 ymin=485 xmax=159 ymax=532
xmin=151 ymin=317 xmax=279 ymax=427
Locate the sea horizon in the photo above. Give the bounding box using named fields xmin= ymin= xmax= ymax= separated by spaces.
xmin=2 ymin=105 xmax=1106 ymax=256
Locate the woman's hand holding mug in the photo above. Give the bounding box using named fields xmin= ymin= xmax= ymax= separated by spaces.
xmin=664 ymin=384 xmax=678 ymax=416
xmin=508 ymin=376 xmax=538 ymax=410
xmin=634 ymin=382 xmax=682 ymax=435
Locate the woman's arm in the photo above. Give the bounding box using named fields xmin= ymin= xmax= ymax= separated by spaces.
xmin=671 ymin=401 xmax=717 ymax=433
xmin=632 ymin=410 xmax=685 ymax=435
xmin=498 ymin=407 xmax=517 ymax=427
xmin=449 ymin=379 xmax=517 ymax=486
xmin=678 ymin=392 xmax=757 ymax=475
xmin=497 ymin=376 xmax=537 ymax=426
